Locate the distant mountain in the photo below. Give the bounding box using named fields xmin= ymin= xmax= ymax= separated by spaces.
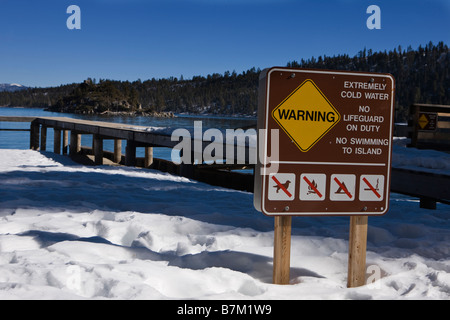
xmin=0 ymin=83 xmax=27 ymax=92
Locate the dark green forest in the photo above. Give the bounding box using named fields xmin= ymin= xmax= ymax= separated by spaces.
xmin=1 ymin=42 xmax=449 ymax=122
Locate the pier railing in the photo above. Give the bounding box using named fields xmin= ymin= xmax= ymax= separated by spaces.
xmin=1 ymin=116 xmax=256 ymax=191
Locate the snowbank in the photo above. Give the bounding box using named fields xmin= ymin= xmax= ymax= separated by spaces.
xmin=0 ymin=149 xmax=449 ymax=299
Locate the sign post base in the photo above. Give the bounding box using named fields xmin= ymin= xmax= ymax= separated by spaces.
xmin=273 ymin=216 xmax=292 ymax=285
xmin=347 ymin=215 xmax=368 ymax=288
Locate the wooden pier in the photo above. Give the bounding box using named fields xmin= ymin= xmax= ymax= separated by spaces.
xmin=29 ymin=116 xmax=170 ymax=167
xmin=1 ymin=116 xmax=255 ymax=191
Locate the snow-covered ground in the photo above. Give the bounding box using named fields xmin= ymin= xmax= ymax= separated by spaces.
xmin=0 ymin=144 xmax=449 ymax=300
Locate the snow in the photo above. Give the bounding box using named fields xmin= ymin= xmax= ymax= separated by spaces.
xmin=0 ymin=147 xmax=449 ymax=300
xmin=392 ymin=138 xmax=450 ymax=174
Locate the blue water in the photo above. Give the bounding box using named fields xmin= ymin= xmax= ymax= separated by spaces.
xmin=0 ymin=107 xmax=256 ymax=161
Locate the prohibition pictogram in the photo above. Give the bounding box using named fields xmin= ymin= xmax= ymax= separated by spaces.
xmin=334 ymin=178 xmax=352 ymax=198
xmin=359 ymin=175 xmax=385 ymax=201
xmin=330 ymin=174 xmax=356 ymax=201
xmin=268 ymin=173 xmax=296 ymax=201
xmin=299 ymin=174 xmax=326 ymax=201
xmin=272 ymin=175 xmax=292 ymax=198
xmin=362 ymin=177 xmax=380 ymax=198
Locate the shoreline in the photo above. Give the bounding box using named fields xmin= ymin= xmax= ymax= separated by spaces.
xmin=1 ymin=105 xmax=257 ymax=121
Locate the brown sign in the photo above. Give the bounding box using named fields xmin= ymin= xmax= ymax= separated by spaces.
xmin=418 ymin=112 xmax=437 ymax=131
xmin=254 ymin=67 xmax=395 ymax=216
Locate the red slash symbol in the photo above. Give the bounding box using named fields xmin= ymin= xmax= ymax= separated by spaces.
xmin=303 ymin=176 xmax=323 ymax=198
xmin=272 ymin=176 xmax=293 ymax=198
xmin=334 ymin=177 xmax=352 ymax=199
xmin=362 ymin=177 xmax=381 ymax=198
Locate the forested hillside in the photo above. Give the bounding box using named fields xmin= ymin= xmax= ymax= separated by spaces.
xmin=0 ymin=42 xmax=448 ymax=122
xmin=287 ymin=42 xmax=450 ymax=122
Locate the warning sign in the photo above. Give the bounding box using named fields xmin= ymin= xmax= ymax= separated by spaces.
xmin=418 ymin=112 xmax=437 ymax=131
xmin=272 ymin=79 xmax=340 ymax=152
xmin=254 ymin=67 xmax=395 ymax=216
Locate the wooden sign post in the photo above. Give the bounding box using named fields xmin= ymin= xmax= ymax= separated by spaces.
xmin=254 ymin=67 xmax=395 ymax=287
xmin=273 ymin=216 xmax=292 ymax=285
xmin=347 ymin=215 xmax=369 ymax=287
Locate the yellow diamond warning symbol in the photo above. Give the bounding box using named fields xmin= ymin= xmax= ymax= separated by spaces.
xmin=272 ymin=79 xmax=341 ymax=152
xmin=418 ymin=113 xmax=429 ymax=129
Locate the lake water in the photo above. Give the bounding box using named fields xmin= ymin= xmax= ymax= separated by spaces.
xmin=0 ymin=107 xmax=256 ymax=161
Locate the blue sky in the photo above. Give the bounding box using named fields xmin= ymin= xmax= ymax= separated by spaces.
xmin=0 ymin=0 xmax=449 ymax=87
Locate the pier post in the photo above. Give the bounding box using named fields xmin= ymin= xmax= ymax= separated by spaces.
xmin=179 ymin=150 xmax=195 ymax=178
xmin=179 ymin=164 xmax=194 ymax=178
xmin=54 ymin=129 xmax=61 ymax=154
xmin=125 ymin=140 xmax=136 ymax=166
xmin=40 ymin=125 xmax=47 ymax=151
xmin=69 ymin=131 xmax=81 ymax=156
xmin=420 ymin=197 xmax=437 ymax=210
xmin=145 ymin=146 xmax=153 ymax=168
xmin=114 ymin=139 xmax=122 ymax=163
xmin=93 ymin=134 xmax=103 ymax=165
xmin=63 ymin=130 xmax=69 ymax=155
xmin=30 ymin=121 xmax=40 ymax=150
